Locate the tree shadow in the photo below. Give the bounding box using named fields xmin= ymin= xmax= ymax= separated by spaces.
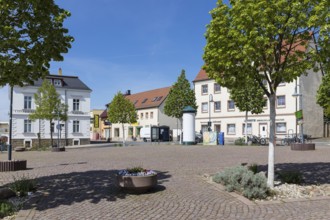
xmin=259 ymin=162 xmax=330 ymax=184
xmin=4 ymin=169 xmax=170 ymax=212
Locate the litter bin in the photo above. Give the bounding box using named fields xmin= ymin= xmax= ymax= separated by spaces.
xmin=218 ymin=132 xmax=225 ymax=145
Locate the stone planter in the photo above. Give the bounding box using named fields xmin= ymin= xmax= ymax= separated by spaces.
xmin=291 ymin=143 xmax=315 ymax=151
xmin=51 ymin=147 xmax=66 ymax=152
xmin=0 ymin=160 xmax=27 ymax=172
xmin=116 ymin=174 xmax=157 ymax=193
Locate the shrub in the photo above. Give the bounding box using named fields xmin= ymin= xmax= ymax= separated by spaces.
xmin=247 ymin=163 xmax=258 ymax=174
xmin=277 ymin=170 xmax=303 ymax=184
xmin=212 ymin=165 xmax=269 ymax=199
xmin=0 ymin=200 xmax=14 ymax=218
xmin=234 ymin=137 xmax=245 ymax=145
xmin=10 ymin=175 xmax=37 ymax=197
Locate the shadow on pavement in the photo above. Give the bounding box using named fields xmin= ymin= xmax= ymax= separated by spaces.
xmin=9 ymin=169 xmax=170 ymax=212
xmin=259 ymin=162 xmax=330 ymax=184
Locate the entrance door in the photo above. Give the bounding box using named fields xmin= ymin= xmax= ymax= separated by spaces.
xmin=259 ymin=123 xmax=268 ymax=138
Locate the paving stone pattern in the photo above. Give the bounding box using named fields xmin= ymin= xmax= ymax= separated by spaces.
xmin=1 ymin=144 xmax=330 ymax=219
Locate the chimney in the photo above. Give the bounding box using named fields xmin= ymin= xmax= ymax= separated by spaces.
xmin=125 ymin=90 xmax=131 ymax=96
xmin=58 ymin=68 xmax=62 ymax=75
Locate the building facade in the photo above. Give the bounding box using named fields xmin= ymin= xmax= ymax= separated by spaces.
xmin=11 ymin=71 xmax=92 ymax=148
xmin=110 ymin=88 xmax=178 ymax=141
xmin=193 ymin=69 xmax=324 ymax=141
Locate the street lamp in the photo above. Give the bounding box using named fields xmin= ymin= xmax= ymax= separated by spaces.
xmin=208 ymin=94 xmax=213 ymax=131
xmin=292 ymin=85 xmax=304 ymax=143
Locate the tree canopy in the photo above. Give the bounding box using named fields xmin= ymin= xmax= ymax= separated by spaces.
xmin=203 ymin=0 xmax=329 ymax=187
xmin=317 ymin=72 xmax=330 ymax=117
xmin=0 ymin=0 xmax=73 ymax=87
xmin=164 ymin=70 xmax=197 ymax=119
xmin=107 ymin=92 xmax=137 ymax=125
xmin=29 ymin=79 xmax=68 ymax=146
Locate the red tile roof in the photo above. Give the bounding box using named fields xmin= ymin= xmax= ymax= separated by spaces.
xmin=193 ymin=69 xmax=210 ymax=82
xmin=126 ymin=87 xmax=171 ymax=110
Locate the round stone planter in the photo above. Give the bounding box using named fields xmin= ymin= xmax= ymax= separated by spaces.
xmin=51 ymin=147 xmax=66 ymax=152
xmin=0 ymin=160 xmax=27 ymax=172
xmin=291 ymin=143 xmax=315 ymax=151
xmin=116 ymin=174 xmax=158 ymax=193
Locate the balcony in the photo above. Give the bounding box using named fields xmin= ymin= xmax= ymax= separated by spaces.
xmin=69 ymin=111 xmax=89 ymax=115
xmin=14 ymin=109 xmax=36 ymax=114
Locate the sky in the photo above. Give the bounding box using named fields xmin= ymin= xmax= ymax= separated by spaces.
xmin=0 ymin=0 xmax=226 ymax=122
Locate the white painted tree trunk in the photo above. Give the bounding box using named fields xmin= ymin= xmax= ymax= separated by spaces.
xmin=245 ymin=110 xmax=248 ymax=144
xmin=122 ymin=123 xmax=126 ymax=146
xmin=267 ymin=94 xmax=276 ymax=188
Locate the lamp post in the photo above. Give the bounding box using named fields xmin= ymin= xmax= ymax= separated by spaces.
xmin=208 ymin=94 xmax=213 ymax=131
xmin=292 ymin=85 xmax=304 ymax=143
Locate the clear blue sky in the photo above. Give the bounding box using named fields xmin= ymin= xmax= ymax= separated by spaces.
xmin=0 ymin=0 xmax=225 ymax=121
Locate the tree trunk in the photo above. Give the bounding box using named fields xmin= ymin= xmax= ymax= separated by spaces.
xmin=245 ymin=110 xmax=248 ymax=144
xmin=122 ymin=123 xmax=126 ymax=146
xmin=267 ymin=93 xmax=276 ymax=188
xmin=50 ymin=120 xmax=53 ymax=147
xmin=179 ymin=118 xmax=183 ymax=144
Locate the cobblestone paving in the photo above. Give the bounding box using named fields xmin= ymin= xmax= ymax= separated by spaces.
xmin=1 ymin=144 xmax=330 ymax=219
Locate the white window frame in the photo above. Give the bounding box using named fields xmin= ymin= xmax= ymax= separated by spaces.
xmin=214 ymin=101 xmax=221 ymax=112
xmin=54 ymin=79 xmax=62 ymax=87
xmin=242 ymin=123 xmax=252 ymax=135
xmin=214 ymin=83 xmax=221 ymax=93
xmin=228 ymin=100 xmax=235 ymax=111
xmin=227 ymin=124 xmax=236 ymax=135
xmin=73 ymin=99 xmax=80 ymax=111
xmin=24 ymin=119 xmax=32 ymax=133
xmin=277 ymin=95 xmax=286 ymax=108
xmin=276 ymin=122 xmax=286 ymax=133
xmin=201 ymin=84 xmax=208 ymax=95
xmin=24 ymin=96 xmax=32 ymax=109
xmin=201 ymin=102 xmax=208 ymax=113
xmin=73 ymin=120 xmax=80 ymax=133
xmin=150 ymin=112 xmax=153 ymax=119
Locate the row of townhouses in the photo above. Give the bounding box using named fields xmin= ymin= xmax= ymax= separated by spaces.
xmin=90 ymin=68 xmax=325 ymax=143
xmin=9 ymin=66 xmax=325 ymax=148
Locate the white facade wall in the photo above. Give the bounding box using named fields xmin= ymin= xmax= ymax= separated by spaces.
xmin=12 ymin=84 xmax=91 ymax=147
xmin=194 ymin=76 xmax=322 ymax=142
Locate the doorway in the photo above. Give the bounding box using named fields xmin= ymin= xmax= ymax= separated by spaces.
xmin=259 ymin=123 xmax=268 ymax=138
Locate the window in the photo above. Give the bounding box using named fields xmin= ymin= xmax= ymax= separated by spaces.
xmin=24 ymin=119 xmax=32 ymax=133
xmin=24 ymin=96 xmax=32 ymax=109
xmin=201 ymin=125 xmax=208 ymax=132
xmin=227 ymin=124 xmax=236 ymax=135
xmin=277 ymin=95 xmax=286 ymax=107
xmin=242 ymin=123 xmax=252 ymax=135
xmin=114 ymin=128 xmax=120 ymax=137
xmin=214 ymin=101 xmax=221 ymax=112
xmin=201 ymin=102 xmax=208 ymax=113
xmin=276 ymin=122 xmax=286 ymax=133
xmin=201 ymin=84 xmax=208 ymax=95
xmin=73 ymin=120 xmax=80 ymax=133
xmin=214 ymin=124 xmax=221 ymax=132
xmin=228 ymin=100 xmax=235 ymax=111
xmin=146 ymin=112 xmax=149 ymax=119
xmin=152 ymin=97 xmax=158 ymax=102
xmin=156 ymin=96 xmax=163 ymax=101
xmin=73 ymin=99 xmax=80 ymax=111
xmin=142 ymin=98 xmax=148 ymax=103
xmin=150 ymin=112 xmax=154 ymax=119
xmin=54 ymin=79 xmax=62 ymax=86
xmin=140 ymin=113 xmax=144 ymax=119
xmin=214 ymin=83 xmax=221 ymax=93
xmin=263 ymin=97 xmax=268 ymax=109
xmin=134 ymin=100 xmax=138 ymax=105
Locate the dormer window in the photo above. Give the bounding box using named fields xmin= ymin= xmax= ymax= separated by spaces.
xmin=54 ymin=79 xmax=62 ymax=87
xmin=142 ymin=98 xmax=148 ymax=104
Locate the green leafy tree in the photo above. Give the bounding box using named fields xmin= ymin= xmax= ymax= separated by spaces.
xmin=107 ymin=92 xmax=137 ymax=146
xmin=164 ymin=70 xmax=197 ymax=143
xmin=317 ymin=73 xmax=330 ymax=117
xmin=203 ymin=0 xmax=329 ymax=187
xmin=229 ymin=75 xmax=266 ymax=143
xmin=0 ymin=0 xmax=73 ymax=87
xmin=29 ymin=80 xmax=68 ymax=147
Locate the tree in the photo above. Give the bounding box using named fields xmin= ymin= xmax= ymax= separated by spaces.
xmin=0 ymin=0 xmax=73 ymax=87
xmin=229 ymin=75 xmax=266 ymax=143
xmin=107 ymin=92 xmax=137 ymax=146
xmin=203 ymin=0 xmax=329 ymax=187
xmin=317 ymin=72 xmax=330 ymax=117
xmin=164 ymin=70 xmax=197 ymax=143
xmin=29 ymin=80 xmax=68 ymax=147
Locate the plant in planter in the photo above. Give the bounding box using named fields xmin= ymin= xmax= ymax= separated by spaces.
xmin=116 ymin=166 xmax=157 ymax=193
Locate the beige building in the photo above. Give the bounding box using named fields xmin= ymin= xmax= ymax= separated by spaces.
xmin=90 ymin=109 xmax=104 ymax=140
xmin=110 ymin=88 xmax=178 ymax=141
xmin=193 ymin=69 xmax=324 ymax=141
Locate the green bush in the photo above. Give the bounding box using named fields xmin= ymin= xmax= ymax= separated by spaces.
xmin=234 ymin=137 xmax=245 ymax=145
xmin=212 ymin=165 xmax=269 ymax=199
xmin=247 ymin=163 xmax=258 ymax=174
xmin=0 ymin=200 xmax=14 ymax=218
xmin=277 ymin=170 xmax=303 ymax=184
xmin=10 ymin=175 xmax=37 ymax=197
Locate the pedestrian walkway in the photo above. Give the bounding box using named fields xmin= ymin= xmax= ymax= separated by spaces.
xmin=1 ymin=144 xmax=330 ymax=219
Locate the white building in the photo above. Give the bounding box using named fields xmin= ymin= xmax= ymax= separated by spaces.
xmin=110 ymin=88 xmax=178 ymax=141
xmin=193 ymin=69 xmax=324 ymax=141
xmin=11 ymin=70 xmax=92 ymax=148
